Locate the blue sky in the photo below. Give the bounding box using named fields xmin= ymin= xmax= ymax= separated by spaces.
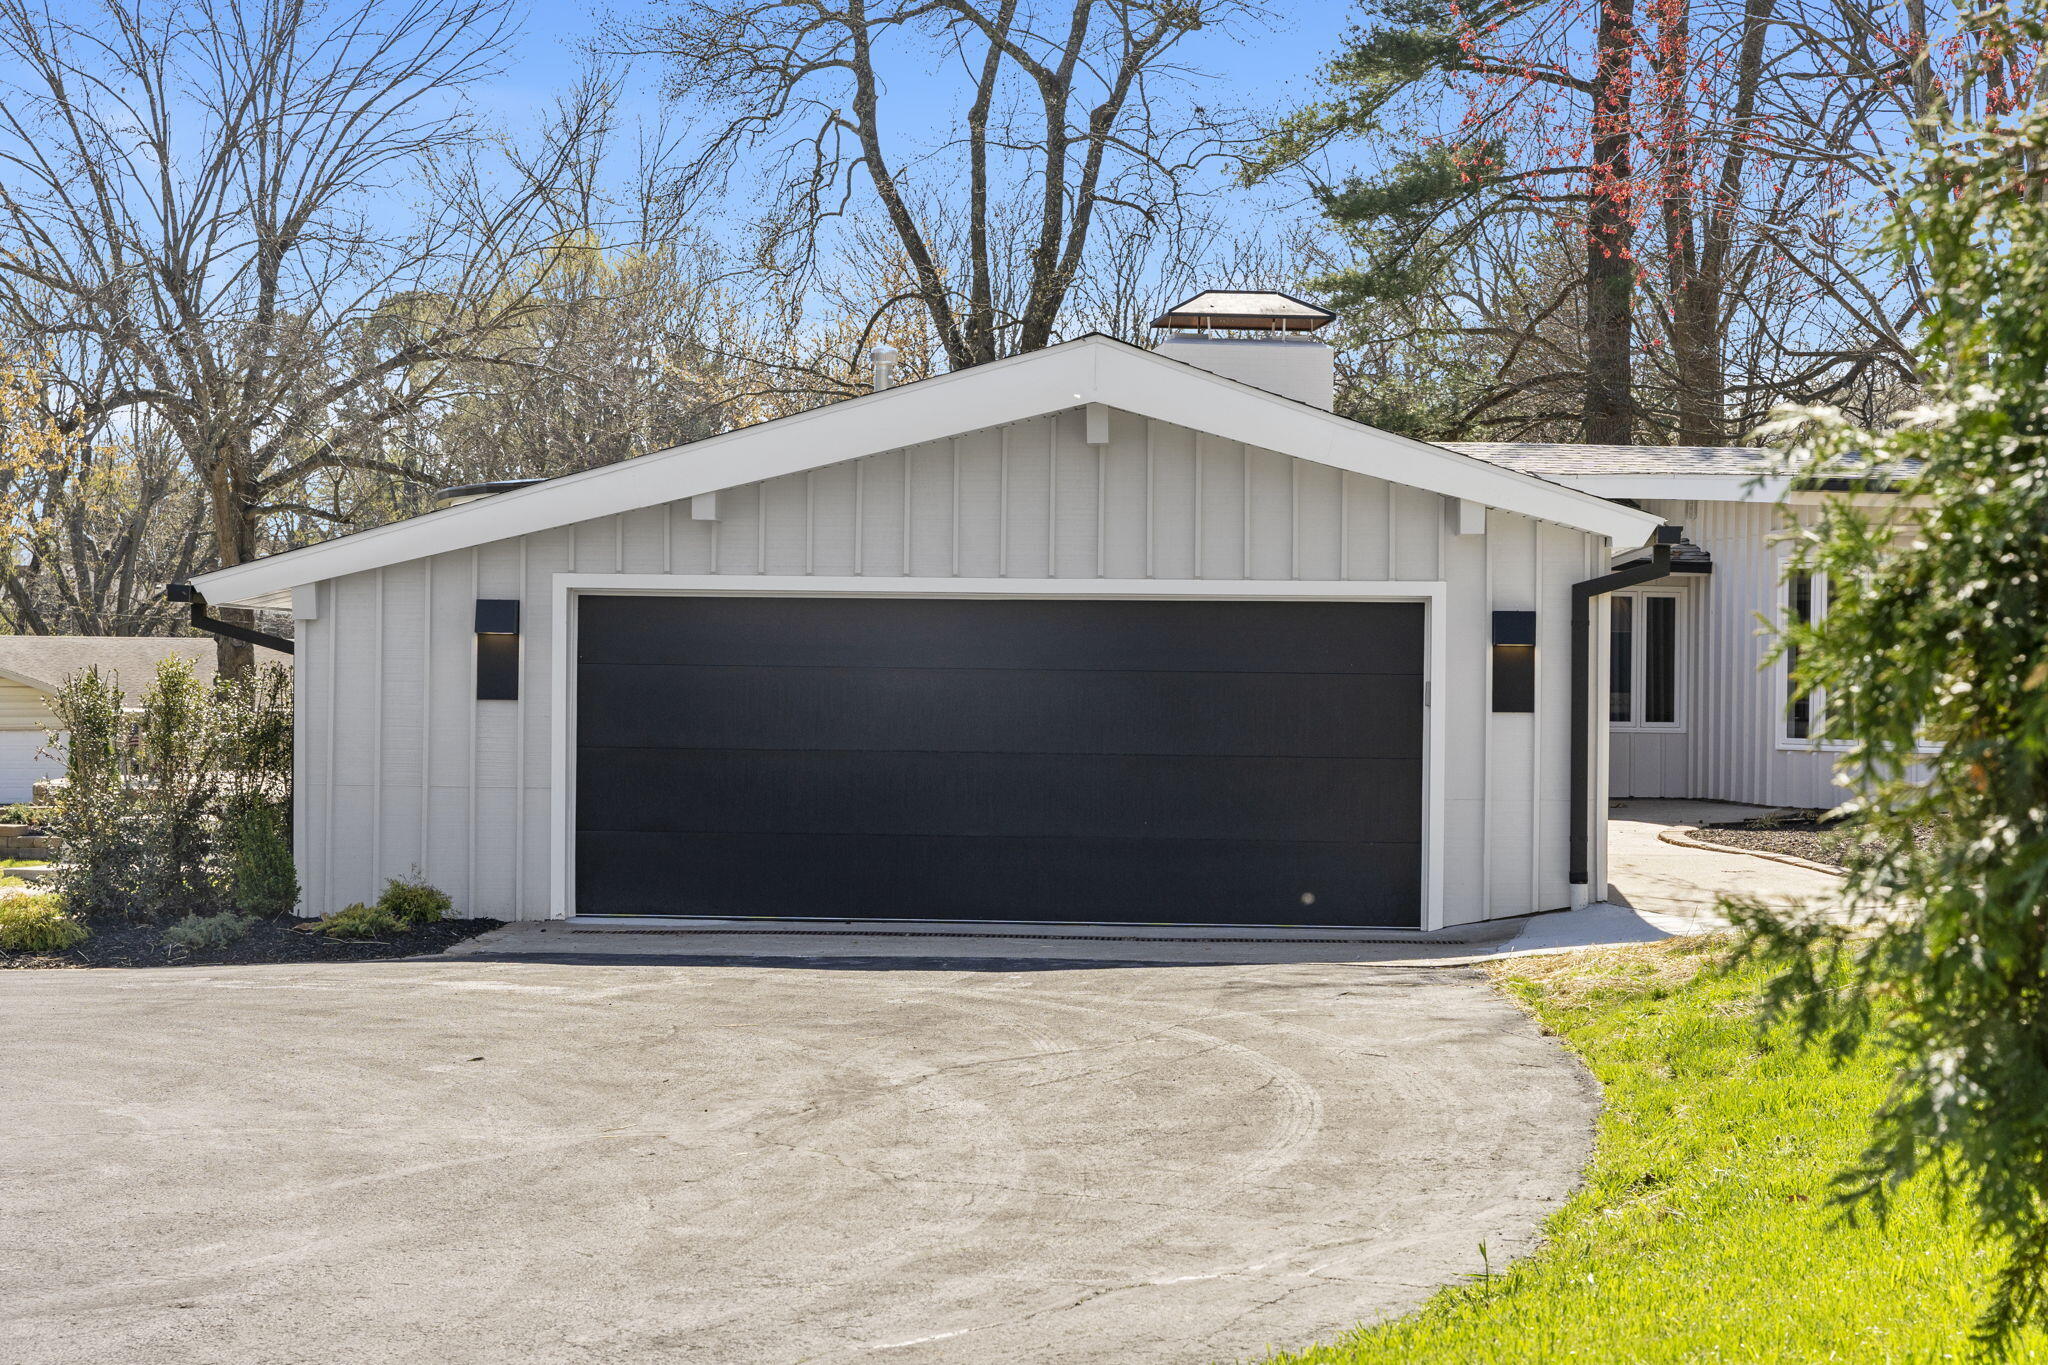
xmin=479 ymin=0 xmax=1370 ymax=240
xmin=491 ymin=0 xmax=1361 ymax=125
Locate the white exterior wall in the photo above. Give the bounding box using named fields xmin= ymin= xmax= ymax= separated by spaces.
xmin=0 ymin=680 xmax=59 ymax=802
xmin=0 ymin=677 xmax=52 ymax=729
xmin=1624 ymin=498 xmax=1863 ymax=809
xmin=1606 ymin=575 xmax=1699 ymax=799
xmin=295 ymin=407 xmax=1609 ymax=926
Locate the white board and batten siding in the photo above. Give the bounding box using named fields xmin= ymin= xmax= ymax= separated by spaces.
xmin=1617 ymin=497 xmax=1922 ymax=811
xmin=294 ymin=407 xmax=1612 ymax=926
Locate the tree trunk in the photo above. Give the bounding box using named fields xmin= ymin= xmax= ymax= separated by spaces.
xmin=1655 ymin=0 xmax=1721 ymax=445
xmin=207 ymin=459 xmax=259 ymax=678
xmin=1583 ymin=0 xmax=1637 ymax=444
xmin=1669 ymin=286 xmax=1723 ymax=444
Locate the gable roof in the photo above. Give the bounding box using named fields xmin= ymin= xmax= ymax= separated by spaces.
xmin=188 ymin=334 xmax=1665 ymax=609
xmin=0 ymin=635 xmax=289 ymax=699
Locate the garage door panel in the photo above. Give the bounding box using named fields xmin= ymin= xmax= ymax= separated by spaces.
xmin=578 ymin=664 xmax=1423 ymax=759
xmin=579 ymin=749 xmax=1424 ymax=843
xmin=573 ymin=595 xmax=1425 ymax=927
xmin=578 ymin=596 xmax=1424 ymax=676
xmin=577 ymin=830 xmax=1422 ymax=927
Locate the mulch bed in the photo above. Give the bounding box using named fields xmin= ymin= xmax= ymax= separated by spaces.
xmin=1 ymin=913 xmax=503 ymax=970
xmin=1687 ymin=811 xmax=1937 ymax=870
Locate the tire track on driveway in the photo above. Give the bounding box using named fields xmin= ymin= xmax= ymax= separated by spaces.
xmin=0 ymin=956 xmax=1596 ymax=1365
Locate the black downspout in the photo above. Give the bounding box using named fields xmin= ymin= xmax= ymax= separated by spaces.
xmin=164 ymin=582 xmax=296 ymax=656
xmin=1569 ymin=525 xmax=1680 ymax=891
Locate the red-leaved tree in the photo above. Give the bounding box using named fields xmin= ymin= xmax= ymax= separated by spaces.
xmin=1252 ymin=0 xmax=2041 ymax=443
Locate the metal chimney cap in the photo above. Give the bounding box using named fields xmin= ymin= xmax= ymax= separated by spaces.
xmin=1150 ymin=290 xmax=1336 ymax=333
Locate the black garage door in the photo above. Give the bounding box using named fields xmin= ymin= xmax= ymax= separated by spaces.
xmin=574 ymin=596 xmax=1424 ymax=927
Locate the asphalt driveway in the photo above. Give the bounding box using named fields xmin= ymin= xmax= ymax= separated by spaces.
xmin=2 ymin=955 xmax=1596 ymax=1364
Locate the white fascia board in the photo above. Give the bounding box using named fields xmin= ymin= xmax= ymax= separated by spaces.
xmin=190 ymin=336 xmax=1660 ymax=606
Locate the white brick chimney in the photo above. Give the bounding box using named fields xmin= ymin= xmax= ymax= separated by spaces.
xmin=1153 ymin=335 xmax=1335 ymax=410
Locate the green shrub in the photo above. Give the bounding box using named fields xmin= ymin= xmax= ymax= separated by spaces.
xmin=0 ymin=893 xmax=89 ymax=952
xmin=375 ymin=875 xmax=450 ymax=927
xmin=48 ymin=664 xmax=142 ymax=920
xmin=225 ymin=799 xmax=297 ymax=916
xmin=0 ymin=875 xmax=27 ymax=890
xmin=132 ymin=655 xmax=222 ymax=915
xmin=0 ymin=803 xmax=54 ymax=825
xmin=308 ymin=902 xmax=406 ymax=939
xmin=48 ymin=658 xmax=297 ymax=924
xmin=163 ymin=911 xmax=255 ymax=954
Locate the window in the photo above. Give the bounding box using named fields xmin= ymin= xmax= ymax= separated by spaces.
xmin=1779 ymin=565 xmax=1940 ymax=754
xmin=1782 ymin=568 xmax=1864 ymax=750
xmin=1609 ymin=589 xmax=1684 ymax=730
xmin=1784 ymin=570 xmax=1819 ymax=742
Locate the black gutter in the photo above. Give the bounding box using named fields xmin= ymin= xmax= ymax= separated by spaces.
xmin=1569 ymin=524 xmax=1679 ymax=889
xmin=164 ymin=582 xmax=296 ymax=656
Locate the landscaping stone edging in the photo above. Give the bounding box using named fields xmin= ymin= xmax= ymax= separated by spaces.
xmin=1657 ymin=825 xmax=1846 ymax=878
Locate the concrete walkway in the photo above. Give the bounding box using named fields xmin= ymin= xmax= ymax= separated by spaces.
xmin=1600 ymin=798 xmax=1844 ymax=927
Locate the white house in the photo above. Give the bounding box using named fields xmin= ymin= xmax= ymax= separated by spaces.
xmin=0 ymin=636 xmax=289 ymax=802
xmin=184 ymin=296 xmax=1681 ymax=931
xmin=1446 ymin=442 xmax=1894 ymax=810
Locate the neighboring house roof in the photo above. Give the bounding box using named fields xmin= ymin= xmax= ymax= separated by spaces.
xmin=0 ymin=635 xmax=289 ymax=700
xmin=188 ymin=333 xmax=1665 ymax=609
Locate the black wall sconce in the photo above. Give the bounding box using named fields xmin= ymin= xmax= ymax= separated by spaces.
xmin=1492 ymin=610 xmax=1536 ymax=713
xmin=475 ymin=599 xmax=520 ymax=701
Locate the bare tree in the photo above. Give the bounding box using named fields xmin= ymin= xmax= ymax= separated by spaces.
xmin=352 ymin=236 xmax=745 ymax=523
xmin=0 ymin=0 xmax=610 ymax=670
xmin=618 ymin=0 xmax=1263 ymax=370
xmin=1249 ymin=0 xmax=2030 ymax=445
xmin=0 ymin=403 xmax=208 ymax=636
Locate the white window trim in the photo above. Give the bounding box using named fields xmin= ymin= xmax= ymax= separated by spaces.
xmin=1774 ymin=566 xmax=1939 ymax=756
xmin=547 ymin=574 xmax=1451 ymax=932
xmin=1775 ymin=566 xmax=1840 ymax=752
xmin=1608 ymin=587 xmax=1687 ymax=733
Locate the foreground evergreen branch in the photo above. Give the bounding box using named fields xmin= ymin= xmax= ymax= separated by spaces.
xmin=1727 ymin=10 xmax=2048 ymax=1352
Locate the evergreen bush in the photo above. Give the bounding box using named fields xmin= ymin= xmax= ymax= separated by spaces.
xmin=225 ymin=798 xmax=298 ymax=916
xmin=0 ymin=892 xmax=89 ymax=952
xmin=46 ymin=666 xmax=142 ymax=919
xmin=375 ymin=874 xmax=450 ymax=927
xmin=163 ymin=911 xmax=254 ymax=953
xmin=309 ymin=902 xmax=406 ymax=939
xmin=1730 ymin=29 xmax=2048 ymax=1351
xmin=46 ymin=657 xmax=297 ymax=923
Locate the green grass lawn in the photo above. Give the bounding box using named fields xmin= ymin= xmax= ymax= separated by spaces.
xmin=1268 ymin=937 xmax=2045 ymax=1364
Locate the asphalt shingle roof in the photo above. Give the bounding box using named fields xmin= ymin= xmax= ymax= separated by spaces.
xmin=1441 ymin=442 xmax=1776 ymax=476
xmin=0 ymin=635 xmax=288 ymax=697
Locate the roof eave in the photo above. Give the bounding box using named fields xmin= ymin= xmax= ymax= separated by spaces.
xmin=190 ymin=336 xmax=1663 ymax=607
xmin=0 ymin=663 xmax=57 ymax=696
